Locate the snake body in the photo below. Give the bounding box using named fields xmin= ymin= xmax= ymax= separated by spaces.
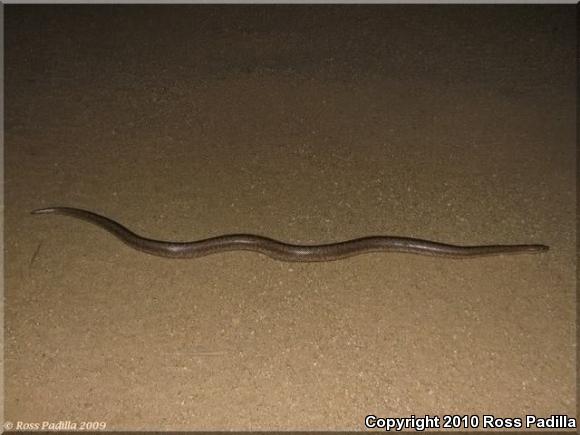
xmin=31 ymin=207 xmax=549 ymax=261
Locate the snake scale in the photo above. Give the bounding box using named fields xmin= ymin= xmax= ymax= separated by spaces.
xmin=31 ymin=207 xmax=549 ymax=262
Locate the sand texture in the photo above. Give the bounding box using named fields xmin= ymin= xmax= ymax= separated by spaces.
xmin=4 ymin=5 xmax=576 ymax=431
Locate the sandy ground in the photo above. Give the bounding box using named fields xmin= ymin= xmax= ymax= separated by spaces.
xmin=3 ymin=5 xmax=576 ymax=431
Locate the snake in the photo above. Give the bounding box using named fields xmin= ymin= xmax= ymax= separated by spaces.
xmin=31 ymin=207 xmax=549 ymax=262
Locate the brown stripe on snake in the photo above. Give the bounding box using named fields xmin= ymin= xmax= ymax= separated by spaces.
xmin=31 ymin=207 xmax=549 ymax=261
